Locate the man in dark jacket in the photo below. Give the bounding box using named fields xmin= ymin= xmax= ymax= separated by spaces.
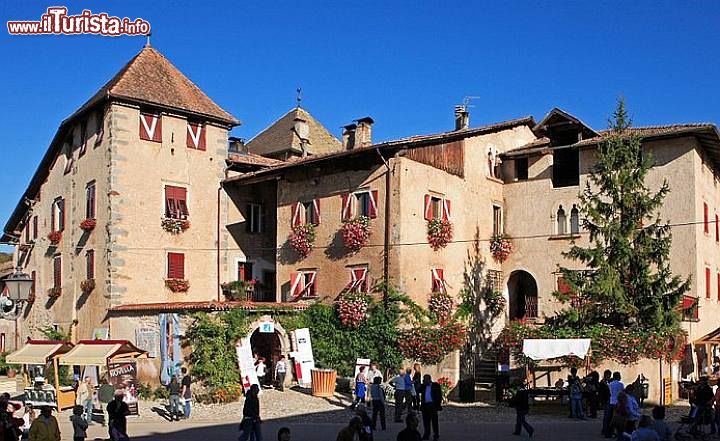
xmin=107 ymin=392 xmax=130 ymax=440
xmin=418 ymin=374 xmax=442 ymax=441
xmin=239 ymin=384 xmax=262 ymax=441
xmin=511 ymin=382 xmax=534 ymax=437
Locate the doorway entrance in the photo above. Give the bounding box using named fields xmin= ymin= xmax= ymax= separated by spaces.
xmin=250 ymin=328 xmax=281 ymax=386
xmin=507 ymin=270 xmax=539 ymax=320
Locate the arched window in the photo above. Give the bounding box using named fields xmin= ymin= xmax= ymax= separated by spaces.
xmin=570 ymin=205 xmax=580 ymax=234
xmin=557 ymin=205 xmax=567 ymax=235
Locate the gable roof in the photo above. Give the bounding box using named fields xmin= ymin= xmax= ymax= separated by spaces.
xmin=245 ymin=107 xmax=341 ymax=157
xmin=74 ymin=45 xmax=239 ymax=126
xmin=534 ymin=107 xmax=599 ymax=140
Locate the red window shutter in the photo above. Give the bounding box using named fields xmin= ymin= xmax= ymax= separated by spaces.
xmin=557 ymin=276 xmax=572 ymax=295
xmin=54 ymin=256 xmax=62 ymax=288
xmin=140 ymin=113 xmax=162 ymax=142
xmin=51 ymin=202 xmax=55 ymax=232
xmin=704 ymin=203 xmax=709 ymax=233
xmin=31 ymin=271 xmax=36 ymax=296
xmin=290 ymin=271 xmax=302 ymax=298
xmin=442 ymin=199 xmax=452 ymax=222
xmin=368 ymin=190 xmax=379 ymax=219
xmin=716 ymin=214 xmax=718 ymax=242
xmin=307 ymin=272 xmax=317 ymax=297
xmin=312 ymin=199 xmax=321 ymax=225
xmin=186 ymin=122 xmax=206 ymax=150
xmin=87 ymin=250 xmax=95 ymax=280
xmin=341 ymin=194 xmax=353 ymax=221
xmin=432 ymin=268 xmax=445 ymax=292
xmin=168 ymin=253 xmax=185 ymax=279
xmin=32 ymin=216 xmax=38 ymax=240
xmin=424 ymin=195 xmax=432 ymax=221
xmin=706 ymin=267 xmax=711 ymax=298
xmin=291 ymin=202 xmax=302 ymax=227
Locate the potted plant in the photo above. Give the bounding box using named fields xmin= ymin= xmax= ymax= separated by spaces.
xmin=336 ymin=293 xmax=370 ymax=328
xmin=490 ymin=234 xmax=513 ymax=263
xmin=48 ymin=286 xmax=62 ymax=299
xmin=165 ymin=278 xmax=190 ymax=293
xmin=221 ymin=280 xmax=257 ymax=301
xmin=427 ymin=218 xmax=453 ymax=250
xmin=47 ymin=231 xmax=62 ymax=246
xmin=340 ymin=216 xmax=371 ymax=253
xmin=161 ymin=218 xmax=191 ymax=234
xmin=289 ymin=224 xmax=316 ymax=258
xmin=80 ymin=218 xmax=97 ymax=232
xmin=80 ymin=279 xmax=95 ymax=295
xmin=428 ymin=291 xmax=454 ymax=324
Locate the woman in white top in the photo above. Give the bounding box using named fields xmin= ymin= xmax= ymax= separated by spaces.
xmin=256 ymin=357 xmax=267 ymax=387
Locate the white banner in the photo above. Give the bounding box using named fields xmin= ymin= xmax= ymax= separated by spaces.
xmin=236 ymin=337 xmax=259 ymax=392
xmin=290 ymin=328 xmax=315 ymax=387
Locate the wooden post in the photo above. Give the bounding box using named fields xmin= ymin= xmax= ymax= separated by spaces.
xmin=53 ymin=356 xmax=60 ymax=399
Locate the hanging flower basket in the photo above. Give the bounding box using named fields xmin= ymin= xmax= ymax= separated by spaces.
xmin=336 ymin=293 xmax=370 ymax=328
xmin=47 ymin=231 xmax=62 ymax=246
xmin=221 ymin=279 xmax=257 ymax=301
xmin=161 ymin=218 xmax=191 ymax=234
xmin=48 ymin=287 xmax=62 ymax=299
xmin=289 ymin=224 xmax=316 ymax=258
xmin=80 ymin=218 xmax=97 ymax=232
xmin=165 ymin=278 xmax=190 ymax=293
xmin=484 ymin=291 xmax=506 ymax=315
xmin=490 ymin=234 xmax=512 ymax=263
xmin=80 ymin=279 xmax=95 ymax=295
xmin=398 ymin=322 xmax=466 ymax=365
xmin=428 ymin=291 xmax=454 ymax=324
xmin=427 ymin=219 xmax=453 ymax=250
xmin=341 ymin=216 xmax=371 ymax=253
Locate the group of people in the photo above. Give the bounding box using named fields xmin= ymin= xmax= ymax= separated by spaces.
xmin=254 ymin=353 xmax=288 ymax=391
xmin=166 ymin=367 xmax=193 ymax=421
xmin=348 ymin=362 xmax=443 ymax=441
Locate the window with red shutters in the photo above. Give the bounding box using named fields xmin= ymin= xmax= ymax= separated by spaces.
xmin=31 ymin=271 xmax=36 ymax=296
xmin=290 ymin=270 xmax=317 ymax=298
xmin=704 ymin=203 xmax=709 ymax=234
xmin=165 ymin=186 xmax=188 ymax=219
xmin=186 ymin=121 xmax=206 ymax=150
xmin=167 ymin=252 xmax=185 ymax=279
xmin=237 ymin=262 xmax=253 ymax=281
xmin=139 ymin=112 xmax=162 ymax=142
xmin=86 ymin=250 xmax=95 ymax=280
xmin=681 ymin=295 xmax=699 ymax=321
xmin=86 ymin=181 xmax=96 ymax=219
xmin=424 ymin=194 xmax=448 ymax=221
xmin=32 ymin=216 xmax=38 ymax=240
xmin=431 ymin=268 xmax=445 ymax=293
xmin=53 ymin=255 xmax=62 ymax=289
xmin=348 ymin=267 xmax=369 ymax=292
xmin=706 ymin=267 xmax=711 ymax=298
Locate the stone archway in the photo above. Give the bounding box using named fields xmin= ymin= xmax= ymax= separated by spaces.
xmin=507 ymin=270 xmax=538 ymax=320
xmin=246 ymin=315 xmax=292 ymax=386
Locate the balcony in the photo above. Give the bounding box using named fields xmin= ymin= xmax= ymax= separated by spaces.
xmin=221 ymin=281 xmax=276 ymax=302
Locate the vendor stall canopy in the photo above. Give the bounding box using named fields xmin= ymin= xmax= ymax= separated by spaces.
xmin=694 ymin=327 xmax=720 ymax=344
xmin=522 ymin=339 xmax=592 ymax=361
xmin=59 ymin=340 xmax=147 ymax=366
xmin=6 ymin=340 xmax=74 ymax=364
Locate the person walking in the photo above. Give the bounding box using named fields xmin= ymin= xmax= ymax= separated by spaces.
xmin=107 ymin=391 xmax=129 ymax=441
xmin=70 ymin=405 xmax=88 ymax=441
xmin=181 ymin=367 xmax=192 ymax=419
xmin=412 ymin=364 xmax=422 ymax=411
xmin=404 ymin=369 xmax=416 ymax=413
xmin=625 ymin=384 xmax=641 ymax=434
xmin=256 ymin=358 xmax=267 ymax=388
xmin=585 ymin=371 xmax=600 ymax=418
xmin=275 ymin=355 xmax=287 ymax=392
xmin=75 ymin=377 xmax=93 ymax=424
xmin=396 ymin=412 xmax=422 ymax=441
xmin=352 ymin=366 xmax=369 ymax=410
xmin=604 ymin=371 xmax=624 ymax=438
xmin=336 ymin=416 xmax=363 ymax=441
xmin=1 ymin=395 xmax=23 ymax=441
xmin=599 ymin=370 xmax=612 ymax=412
xmin=690 ymin=376 xmax=714 ymax=436
xmin=419 ymin=374 xmax=442 ymax=441
xmin=28 ymin=406 xmax=60 ymax=441
xmin=510 ymin=381 xmax=534 ymax=438
xmin=370 ymin=376 xmax=386 ymax=431
xmin=168 ymin=376 xmax=181 ymax=421
xmin=392 ymin=370 xmax=409 ymax=423
xmin=239 ymin=384 xmax=262 ymax=441
xmin=567 ymin=367 xmax=585 ymax=420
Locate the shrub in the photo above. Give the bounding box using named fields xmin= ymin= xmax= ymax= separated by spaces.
xmin=398 ymin=322 xmax=466 ymax=365
xmin=153 ymin=385 xmax=169 ymax=400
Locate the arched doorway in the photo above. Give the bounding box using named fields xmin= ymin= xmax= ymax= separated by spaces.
xmin=507 ymin=270 xmax=538 ymax=320
xmin=247 ymin=316 xmax=291 ymax=387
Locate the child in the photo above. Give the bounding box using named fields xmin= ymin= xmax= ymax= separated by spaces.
xmin=369 ymin=376 xmax=386 ymax=430
xmin=351 ymin=366 xmax=367 ymax=410
xmin=70 ymin=405 xmax=89 ymax=441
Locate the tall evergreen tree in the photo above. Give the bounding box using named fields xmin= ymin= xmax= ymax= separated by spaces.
xmin=556 ymin=100 xmax=690 ymax=329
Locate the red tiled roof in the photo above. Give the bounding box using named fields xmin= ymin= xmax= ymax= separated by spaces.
xmin=227 ymin=152 xmax=285 ymax=167
xmin=77 ymin=46 xmax=239 ymax=126
xmin=109 ymin=301 xmax=310 ymax=313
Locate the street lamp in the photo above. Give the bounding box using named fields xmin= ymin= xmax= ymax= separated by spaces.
xmin=5 ymin=267 xmax=33 ymax=302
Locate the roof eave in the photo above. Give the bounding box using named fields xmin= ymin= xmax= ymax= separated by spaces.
xmin=110 ymin=94 xmax=240 ymax=127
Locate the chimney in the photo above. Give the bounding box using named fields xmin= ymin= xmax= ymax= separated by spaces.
xmin=228 ymin=137 xmax=247 ymax=154
xmin=454 ymin=105 xmax=469 ymax=130
xmin=342 ymin=123 xmax=357 ymax=150
xmin=355 ymin=117 xmax=374 ymax=147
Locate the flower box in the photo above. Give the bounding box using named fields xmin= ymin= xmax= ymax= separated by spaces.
xmin=336 ymin=293 xmax=370 ymax=328
xmin=80 ymin=218 xmax=97 ymax=232
xmin=490 ymin=234 xmax=513 ymax=263
xmin=341 ymin=216 xmax=371 ymax=253
xmin=221 ymin=280 xmax=257 ymax=301
xmin=289 ymin=224 xmax=316 ymax=258
xmin=427 ymin=219 xmax=453 ymax=250
xmin=165 ymin=278 xmax=190 ymax=293
xmin=47 ymin=231 xmax=62 ymax=246
xmin=428 ymin=291 xmax=454 ymax=324
xmin=398 ymin=322 xmax=466 ymax=365
xmin=80 ymin=279 xmax=95 ymax=295
xmin=161 ymin=218 xmax=191 ymax=235
xmin=48 ymin=287 xmax=62 ymax=299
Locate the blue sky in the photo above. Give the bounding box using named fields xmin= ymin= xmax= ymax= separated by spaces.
xmin=1 ymin=1 xmax=720 ymax=249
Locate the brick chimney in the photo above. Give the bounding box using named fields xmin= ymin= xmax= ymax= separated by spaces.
xmin=355 ymin=117 xmax=374 ymax=147
xmin=454 ymin=105 xmax=469 ymax=130
xmin=342 ymin=123 xmax=357 ymax=150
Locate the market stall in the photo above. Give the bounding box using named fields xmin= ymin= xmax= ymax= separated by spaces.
xmin=521 ymin=338 xmax=592 ymax=401
xmin=6 ymin=340 xmax=75 ymax=410
xmin=59 ymin=340 xmax=148 ymax=415
xmin=692 ymin=327 xmax=720 ymax=385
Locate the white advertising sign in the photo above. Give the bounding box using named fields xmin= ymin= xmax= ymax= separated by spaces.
xmin=354 ymin=358 xmax=371 ymax=379
xmin=235 ymin=337 xmax=259 ymax=392
xmin=290 ymin=328 xmax=315 ymax=387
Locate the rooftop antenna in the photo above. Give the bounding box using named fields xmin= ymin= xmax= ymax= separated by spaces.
xmin=462 ymin=95 xmax=481 ymax=109
xmin=145 ymin=32 xmax=152 ymax=48
xmin=296 ymin=87 xmax=302 ymax=108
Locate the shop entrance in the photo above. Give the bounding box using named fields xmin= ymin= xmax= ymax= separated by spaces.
xmin=250 ymin=328 xmax=282 ymax=386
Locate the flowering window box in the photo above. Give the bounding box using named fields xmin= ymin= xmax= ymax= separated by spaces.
xmin=161 ymin=218 xmax=191 ymax=235
xmin=47 ymin=231 xmax=62 ymax=246
xmin=165 ymin=278 xmax=190 ymax=293
xmin=289 ymin=224 xmax=315 ymax=258
xmin=80 ymin=279 xmax=95 ymax=295
xmin=341 ymin=216 xmax=371 ymax=253
xmin=80 ymin=218 xmax=97 ymax=232
xmin=428 ymin=291 xmax=454 ymax=324
xmin=427 ymin=219 xmax=453 ymax=250
xmin=490 ymin=234 xmax=513 ymax=263
xmin=48 ymin=287 xmax=62 ymax=299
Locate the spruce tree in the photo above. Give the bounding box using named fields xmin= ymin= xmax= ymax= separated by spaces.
xmin=556 ymin=100 xmax=690 ymax=330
